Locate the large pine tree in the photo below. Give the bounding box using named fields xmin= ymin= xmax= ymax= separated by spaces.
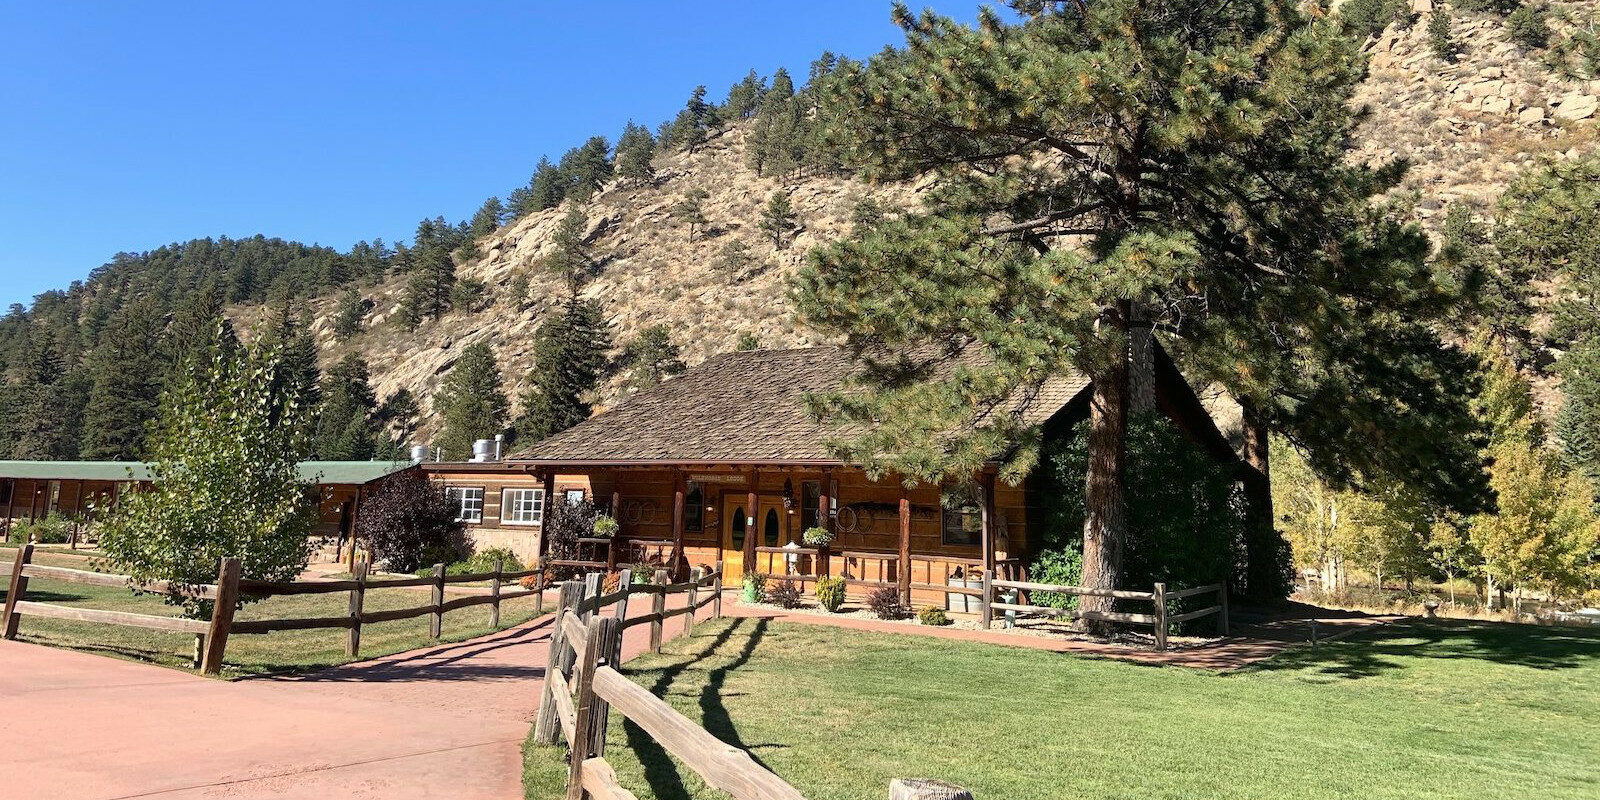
xmin=81 ymin=297 xmax=165 ymax=459
xmin=515 ymin=297 xmax=612 ymax=442
xmin=795 ymin=0 xmax=1482 ymax=607
xmin=433 ymin=342 xmax=509 ymax=460
xmin=313 ymin=353 xmax=383 ymax=460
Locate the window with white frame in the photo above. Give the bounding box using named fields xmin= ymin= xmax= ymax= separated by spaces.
xmin=446 ymin=486 xmax=484 ymax=523
xmin=501 ymin=488 xmax=545 ymax=525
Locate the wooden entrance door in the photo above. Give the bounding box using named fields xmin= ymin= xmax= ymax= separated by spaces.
xmin=722 ymin=496 xmax=790 ymax=582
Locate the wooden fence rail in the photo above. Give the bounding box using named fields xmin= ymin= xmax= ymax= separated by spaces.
xmin=0 ymin=545 xmax=562 ymax=675
xmin=538 ymin=573 xmax=967 ymax=800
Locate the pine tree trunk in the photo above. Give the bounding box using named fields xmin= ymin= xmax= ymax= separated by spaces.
xmin=1240 ymin=399 xmax=1277 ymax=599
xmin=1080 ymin=335 xmax=1130 ymax=629
xmin=1127 ymin=302 xmax=1157 ymax=414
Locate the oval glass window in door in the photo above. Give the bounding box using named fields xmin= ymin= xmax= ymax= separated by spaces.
xmin=764 ymin=508 xmax=781 ymax=547
xmin=730 ymin=507 xmax=746 ymax=550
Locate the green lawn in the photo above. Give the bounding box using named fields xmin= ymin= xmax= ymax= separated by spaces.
xmin=0 ymin=547 xmax=549 ymax=677
xmin=524 ymin=616 xmax=1600 ymax=800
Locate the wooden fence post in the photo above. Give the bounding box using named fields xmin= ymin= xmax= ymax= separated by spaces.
xmin=535 ymin=567 xmax=546 ymax=616
xmin=429 ymin=562 xmax=446 ymax=639
xmin=712 ymin=560 xmax=724 ymax=620
xmin=566 ymin=617 xmax=605 ymax=800
xmin=347 ymin=558 xmax=368 ymax=658
xmin=683 ymin=567 xmax=702 ymax=638
xmin=582 ymin=572 xmax=603 ymax=621
xmin=589 ymin=615 xmax=621 ymax=758
xmin=3 ymin=543 xmax=34 ymax=639
xmin=650 ymin=568 xmax=668 ymax=653
xmin=890 ymin=778 xmax=974 ymax=799
xmin=200 ymin=557 xmax=241 ymax=676
xmin=614 ymin=569 xmax=632 ymax=623
xmin=490 ymin=558 xmax=503 ymax=630
xmin=533 ymin=580 xmax=584 ymax=745
xmin=1152 ymin=582 xmax=1168 ymax=652
xmin=979 ymin=569 xmax=993 ymax=630
xmin=1218 ymin=582 xmax=1230 ymax=637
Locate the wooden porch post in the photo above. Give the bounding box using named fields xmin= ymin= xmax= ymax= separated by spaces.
xmin=817 ymin=468 xmax=831 ymax=578
xmin=980 ymin=471 xmax=996 ymax=573
xmin=346 ymin=486 xmax=364 ymax=572
xmin=539 ymin=469 xmax=556 ymax=560
xmin=609 ymin=489 xmax=622 ymax=569
xmin=2 ymin=478 xmax=13 ymax=539
xmin=898 ymin=483 xmax=912 ymax=605
xmin=745 ymin=469 xmax=758 ymax=574
xmin=671 ymin=471 xmax=686 ymax=579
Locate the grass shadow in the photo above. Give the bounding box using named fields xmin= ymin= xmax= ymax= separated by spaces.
xmin=1246 ymin=617 xmax=1600 ymax=680
xmin=619 ymin=617 xmax=772 ymax=800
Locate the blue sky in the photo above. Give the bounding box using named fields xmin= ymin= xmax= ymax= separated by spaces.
xmin=0 ymin=1 xmax=982 ymax=309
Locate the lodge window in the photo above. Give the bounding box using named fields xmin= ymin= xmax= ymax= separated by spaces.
xmin=731 ymin=506 xmax=746 ymax=550
xmin=764 ymin=508 xmax=781 ymax=547
xmin=565 ymin=489 xmax=586 ymax=506
xmin=446 ymin=487 xmax=485 ymax=523
xmin=685 ymin=487 xmax=703 ymax=533
xmin=941 ymin=484 xmax=982 ymax=546
xmin=501 ymin=488 xmax=545 ymax=525
xmin=801 ymin=482 xmax=822 ymax=529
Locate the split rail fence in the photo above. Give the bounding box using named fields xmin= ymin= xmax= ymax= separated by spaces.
xmin=752 ymin=553 xmax=1229 ymax=650
xmin=1 ymin=543 xmax=559 ymax=675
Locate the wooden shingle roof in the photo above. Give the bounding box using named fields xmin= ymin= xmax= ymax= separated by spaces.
xmin=510 ymin=346 xmax=1090 ymax=466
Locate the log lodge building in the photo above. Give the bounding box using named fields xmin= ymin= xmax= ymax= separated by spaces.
xmin=422 ymin=345 xmax=1254 ymax=600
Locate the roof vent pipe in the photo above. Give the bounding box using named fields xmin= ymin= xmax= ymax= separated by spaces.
xmin=409 ymin=444 xmax=430 ymax=463
xmin=494 ymin=433 xmax=504 ymax=461
xmin=471 ymin=439 xmax=494 ymax=463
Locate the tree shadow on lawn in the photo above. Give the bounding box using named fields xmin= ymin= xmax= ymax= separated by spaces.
xmin=620 ymin=617 xmax=778 ymax=800
xmin=1245 ymin=618 xmax=1600 ymax=680
xmin=0 ymin=588 xmax=92 ymax=603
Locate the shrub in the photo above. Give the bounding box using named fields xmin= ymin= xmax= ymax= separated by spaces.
xmin=467 ymin=546 xmax=522 ymax=574
xmin=361 ymin=471 xmax=471 ymax=574
xmin=1030 ymin=547 xmax=1084 ymax=611
xmin=592 ymin=516 xmax=620 ymax=538
xmin=918 ymin=606 xmax=951 ymax=626
xmin=815 ymin=576 xmax=846 ymax=612
xmin=866 ymin=585 xmax=909 ymax=620
xmin=1506 ymin=6 xmax=1549 ymax=49
xmin=765 ymin=580 xmax=803 ymax=608
xmin=802 ymin=526 xmax=834 ymax=547
xmin=542 ymin=497 xmax=599 ymax=581
xmin=1339 ymin=0 xmax=1410 ymax=38
xmin=16 ymin=516 xmax=75 ymax=544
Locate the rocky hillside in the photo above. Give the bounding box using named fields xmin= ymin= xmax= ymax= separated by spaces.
xmin=293 ymin=7 xmax=1597 ymax=441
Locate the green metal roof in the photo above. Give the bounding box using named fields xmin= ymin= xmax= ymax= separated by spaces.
xmin=0 ymin=460 xmax=414 ymax=486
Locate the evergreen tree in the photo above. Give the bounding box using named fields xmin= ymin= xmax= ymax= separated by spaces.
xmin=794 ymin=0 xmax=1481 ymax=609
xmin=400 ymin=235 xmax=456 ymax=326
xmin=542 ymin=208 xmax=592 ymax=298
xmin=468 ymin=196 xmax=506 ymax=244
xmin=759 ymin=190 xmax=797 ymax=249
xmin=313 ymin=353 xmax=382 ymax=460
xmin=332 ymin=288 xmax=366 ymax=340
xmin=1558 ymin=341 xmax=1600 ymax=490
xmin=724 ymin=69 xmax=767 ymax=119
xmin=671 ymin=188 xmax=711 ymax=241
xmin=162 ymin=282 xmax=237 ymax=384
xmin=433 ymin=342 xmax=509 ymax=460
xmin=8 ymin=331 xmax=73 ymax=459
xmin=713 ymin=239 xmax=760 ymax=279
xmin=513 ymin=157 xmax=567 ymax=216
xmin=516 ymin=297 xmax=611 ymax=442
xmin=624 ymin=324 xmax=686 ymax=390
xmin=746 ymin=68 xmax=801 ymax=176
xmin=664 ymin=85 xmax=718 ymax=153
xmin=1506 ymin=5 xmax=1550 ymax=49
xmin=81 ymin=297 xmax=164 ymax=459
xmin=560 ymin=136 xmax=613 ymax=201
xmin=1437 ymin=203 xmax=1536 ymax=364
xmin=1428 ymin=9 xmax=1457 ymax=61
xmin=614 ymin=121 xmax=657 ymax=185
xmin=378 ymin=388 xmax=421 ymax=448
xmin=258 ymin=299 xmax=321 ymax=418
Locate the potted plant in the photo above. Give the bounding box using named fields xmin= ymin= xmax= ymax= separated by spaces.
xmin=802 ymin=525 xmax=834 ymax=548
xmin=742 ymin=572 xmax=766 ymax=603
xmin=592 ymin=516 xmax=619 ymax=539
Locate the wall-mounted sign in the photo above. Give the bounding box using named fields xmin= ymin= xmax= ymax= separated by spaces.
xmin=688 ymin=474 xmax=747 ymax=484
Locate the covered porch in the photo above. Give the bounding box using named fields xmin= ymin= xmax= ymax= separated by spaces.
xmin=528 ymin=460 xmax=1028 ymax=607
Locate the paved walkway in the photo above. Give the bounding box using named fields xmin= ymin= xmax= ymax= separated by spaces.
xmin=0 ymin=588 xmax=710 ymax=800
